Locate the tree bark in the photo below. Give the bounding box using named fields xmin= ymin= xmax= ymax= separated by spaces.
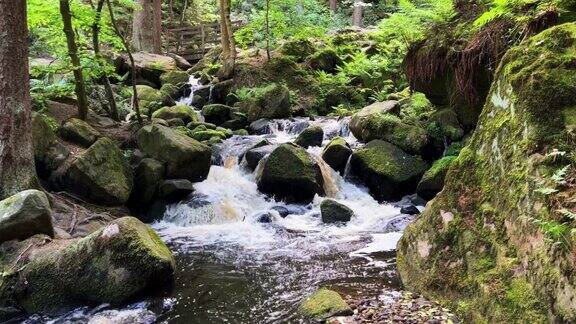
xmin=329 ymin=0 xmax=337 ymax=13
xmin=0 ymin=0 xmax=38 ymax=199
xmin=265 ymin=0 xmax=271 ymax=60
xmin=132 ymin=0 xmax=162 ymax=53
xmin=92 ymin=0 xmax=119 ymax=121
xmin=107 ymin=0 xmax=143 ymax=125
xmin=218 ymin=0 xmax=236 ymax=79
xmin=353 ymin=0 xmax=363 ymax=27
xmin=60 ymin=0 xmax=90 ymax=120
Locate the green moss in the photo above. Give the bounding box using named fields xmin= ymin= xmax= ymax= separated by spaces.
xmin=298 ymin=288 xmax=352 ymax=320
xmin=152 ymin=105 xmax=199 ymax=124
xmin=160 ymin=71 xmax=190 ymax=86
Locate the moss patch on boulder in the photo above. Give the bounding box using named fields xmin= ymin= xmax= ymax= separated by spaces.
xmin=152 ymin=105 xmax=199 ymax=124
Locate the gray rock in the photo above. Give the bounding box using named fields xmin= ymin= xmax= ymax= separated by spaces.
xmin=159 ymin=179 xmax=195 ymax=200
xmin=243 ymin=144 xmax=276 ymax=171
xmin=249 ymin=118 xmax=272 ymax=135
xmin=129 ymin=158 xmax=164 ymax=208
xmin=0 ymin=190 xmax=54 ymax=243
xmin=59 ymin=118 xmax=101 ymax=147
xmin=295 ymin=126 xmax=324 ymax=148
xmin=320 ymin=199 xmax=354 ymax=223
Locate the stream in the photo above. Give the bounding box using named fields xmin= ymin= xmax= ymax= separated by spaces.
xmin=25 ymin=78 xmax=425 ymax=323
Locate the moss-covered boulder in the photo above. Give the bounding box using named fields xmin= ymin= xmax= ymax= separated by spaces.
xmin=427 ymin=108 xmax=464 ymax=141
xmin=0 ymin=190 xmax=54 ymax=243
xmin=307 ymin=48 xmax=342 ymax=73
xmin=128 ymin=158 xmax=164 ymax=209
xmin=416 ymin=156 xmax=455 ymax=200
xmin=350 ymin=140 xmax=427 ymax=201
xmin=350 ymin=104 xmax=428 ymax=155
xmin=280 ymin=38 xmax=316 ymax=62
xmin=322 ymin=137 xmax=352 ymax=174
xmin=238 ymin=83 xmax=292 ymax=122
xmin=56 ymin=137 xmax=133 ymax=205
xmin=152 ymin=105 xmax=199 ymax=124
xmin=59 ymin=118 xmax=101 ymax=147
xmin=202 ymin=104 xmax=232 ymax=125
xmin=190 ymin=129 xmax=227 ymax=142
xmin=115 ymin=52 xmax=178 ymax=87
xmin=321 ymin=199 xmax=354 ymax=223
xmin=136 ymin=85 xmax=176 ymax=116
xmin=257 ymin=143 xmax=324 ymax=203
xmin=137 ymin=124 xmax=211 ymax=182
xmin=398 ymin=24 xmax=576 ymax=322
xmin=10 ymin=217 xmax=175 ymax=314
xmin=31 ymin=112 xmax=56 ymax=162
xmin=295 ymin=125 xmax=324 ymax=148
xmin=298 ymin=288 xmax=352 ymax=321
xmin=160 ymin=70 xmax=190 ymax=86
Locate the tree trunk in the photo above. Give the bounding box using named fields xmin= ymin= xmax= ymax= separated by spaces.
xmin=353 ymin=0 xmax=363 ymax=27
xmin=132 ymin=0 xmax=162 ymax=53
xmin=92 ymin=0 xmax=119 ymax=121
xmin=329 ymin=0 xmax=337 ymax=13
xmin=218 ymin=0 xmax=236 ymax=79
xmin=265 ymin=0 xmax=271 ymax=60
xmin=107 ymin=0 xmax=143 ymax=125
xmin=60 ymin=0 xmax=90 ymax=120
xmin=0 ymin=0 xmax=38 ymax=199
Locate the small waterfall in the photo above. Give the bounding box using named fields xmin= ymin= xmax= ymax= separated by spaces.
xmin=316 ymin=156 xmax=339 ymax=198
xmin=208 ymin=84 xmax=215 ymax=104
xmin=178 ymin=75 xmax=202 ymax=107
xmin=342 ymin=154 xmax=354 ymax=180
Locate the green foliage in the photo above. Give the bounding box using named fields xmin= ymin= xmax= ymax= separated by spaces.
xmin=30 ymin=79 xmax=75 ymax=112
xmin=235 ymin=0 xmax=346 ymax=49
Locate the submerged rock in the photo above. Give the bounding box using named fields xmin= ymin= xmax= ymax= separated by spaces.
xmin=322 ymin=137 xmax=352 ymax=174
xmin=0 ymin=190 xmax=54 ymax=243
xmin=350 ymin=140 xmax=427 ymax=201
xmin=137 ymin=124 xmax=211 ymax=182
xmin=9 ymin=217 xmax=175 ymax=314
xmin=257 ymin=143 xmax=324 ymax=203
xmin=295 ymin=125 xmax=324 ymax=148
xmin=299 ymin=288 xmax=353 ymax=321
xmin=59 ymin=118 xmax=101 ymax=148
xmin=321 ymin=199 xmax=354 ymax=223
xmin=55 ymin=137 xmax=133 ymax=205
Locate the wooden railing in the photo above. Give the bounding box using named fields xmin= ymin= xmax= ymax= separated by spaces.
xmin=165 ymin=21 xmax=243 ymax=61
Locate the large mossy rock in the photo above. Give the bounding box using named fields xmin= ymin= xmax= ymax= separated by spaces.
xmin=298 ymin=288 xmax=353 ymax=321
xmin=59 ymin=118 xmax=101 ymax=147
xmin=257 ymin=143 xmax=324 ymax=203
xmin=322 ymin=137 xmax=352 ymax=174
xmin=137 ymin=124 xmax=211 ymax=182
xmin=136 ymin=85 xmax=176 ymax=116
xmin=152 ymin=105 xmax=199 ymax=124
xmin=129 ymin=158 xmax=164 ymax=208
xmin=10 ymin=217 xmax=175 ymax=314
xmin=350 ymin=104 xmax=428 ymax=155
xmin=416 ymin=156 xmax=455 ymax=200
xmin=350 ymin=140 xmax=427 ymax=201
xmin=160 ymin=70 xmax=190 ymax=86
xmin=238 ymin=83 xmax=292 ymax=122
xmin=295 ymin=125 xmax=324 ymax=148
xmin=202 ymin=104 xmax=232 ymax=125
xmin=0 ymin=190 xmax=54 ymax=243
xmin=57 ymin=137 xmax=133 ymax=205
xmin=398 ymin=24 xmax=576 ymax=323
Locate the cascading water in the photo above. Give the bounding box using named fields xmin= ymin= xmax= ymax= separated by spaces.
xmin=27 ymin=90 xmax=426 ymax=324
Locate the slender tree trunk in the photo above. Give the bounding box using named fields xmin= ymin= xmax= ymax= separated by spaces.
xmin=92 ymin=0 xmax=119 ymax=121
xmin=107 ymin=0 xmax=143 ymax=125
xmin=353 ymin=0 xmax=363 ymax=27
xmin=218 ymin=0 xmax=236 ymax=79
xmin=60 ymin=0 xmax=90 ymax=120
xmin=132 ymin=0 xmax=162 ymax=53
xmin=0 ymin=0 xmax=38 ymax=199
xmin=265 ymin=0 xmax=271 ymax=60
xmin=329 ymin=0 xmax=337 ymax=13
